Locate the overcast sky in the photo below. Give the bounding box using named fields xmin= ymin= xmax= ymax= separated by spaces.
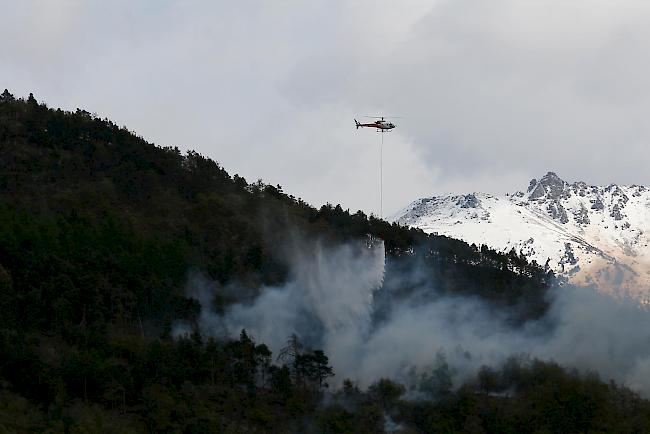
xmin=3 ymin=1 xmax=650 ymax=216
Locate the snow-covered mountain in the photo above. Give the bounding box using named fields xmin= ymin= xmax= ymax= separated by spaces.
xmin=393 ymin=172 xmax=650 ymax=303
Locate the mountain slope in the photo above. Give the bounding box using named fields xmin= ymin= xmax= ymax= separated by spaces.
xmin=394 ymin=172 xmax=650 ymax=302
xmin=4 ymin=92 xmax=650 ymax=433
xmin=0 ymin=91 xmax=559 ymax=430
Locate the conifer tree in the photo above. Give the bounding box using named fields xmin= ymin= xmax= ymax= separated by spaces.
xmin=0 ymin=89 xmax=14 ymax=101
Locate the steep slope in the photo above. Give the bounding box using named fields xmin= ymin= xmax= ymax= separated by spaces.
xmin=394 ymin=172 xmax=650 ymax=302
xmin=0 ymin=91 xmax=558 ymax=431
xmin=5 ymin=92 xmax=650 ymax=433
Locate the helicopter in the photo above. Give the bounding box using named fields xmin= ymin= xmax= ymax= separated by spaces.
xmin=354 ymin=116 xmax=396 ymax=131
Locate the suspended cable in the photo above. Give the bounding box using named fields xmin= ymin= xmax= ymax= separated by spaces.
xmin=380 ymin=131 xmax=383 ymax=219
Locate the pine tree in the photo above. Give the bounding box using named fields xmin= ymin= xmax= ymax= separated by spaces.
xmin=0 ymin=89 xmax=14 ymax=101
xmin=312 ymin=350 xmax=334 ymax=390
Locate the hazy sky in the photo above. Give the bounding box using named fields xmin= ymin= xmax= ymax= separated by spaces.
xmin=3 ymin=1 xmax=650 ymax=216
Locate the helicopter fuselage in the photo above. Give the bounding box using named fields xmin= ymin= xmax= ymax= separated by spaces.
xmin=355 ymin=119 xmax=395 ymax=130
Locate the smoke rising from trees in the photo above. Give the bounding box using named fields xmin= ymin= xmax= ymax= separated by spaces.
xmin=177 ymin=237 xmax=650 ymax=396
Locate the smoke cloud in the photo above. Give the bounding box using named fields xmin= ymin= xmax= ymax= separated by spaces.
xmin=175 ymin=237 xmax=650 ymax=396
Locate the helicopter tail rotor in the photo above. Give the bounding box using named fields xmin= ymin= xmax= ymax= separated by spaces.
xmin=354 ymin=119 xmax=360 ymax=129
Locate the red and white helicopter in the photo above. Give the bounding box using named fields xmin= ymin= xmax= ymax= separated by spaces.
xmin=354 ymin=116 xmax=396 ymax=131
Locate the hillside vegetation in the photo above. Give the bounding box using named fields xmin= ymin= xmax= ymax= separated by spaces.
xmin=1 ymin=90 xmax=648 ymax=432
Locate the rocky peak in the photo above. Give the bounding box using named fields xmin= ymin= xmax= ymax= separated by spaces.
xmin=456 ymin=193 xmax=480 ymax=209
xmin=527 ymin=172 xmax=568 ymax=201
xmin=394 ymin=173 xmax=650 ymax=303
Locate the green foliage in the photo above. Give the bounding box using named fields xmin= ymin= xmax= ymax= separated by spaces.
xmin=294 ymin=349 xmax=335 ymax=390
xmin=368 ymin=378 xmax=405 ymax=410
xmin=418 ymin=351 xmax=454 ymax=400
xmin=316 ymin=405 xmax=356 ymax=433
xmin=393 ymin=359 xmax=650 ymax=433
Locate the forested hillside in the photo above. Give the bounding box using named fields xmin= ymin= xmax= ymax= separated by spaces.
xmin=1 ymin=90 xmax=648 ymax=433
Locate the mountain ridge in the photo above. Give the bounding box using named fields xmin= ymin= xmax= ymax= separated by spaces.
xmin=394 ymin=171 xmax=650 ymax=302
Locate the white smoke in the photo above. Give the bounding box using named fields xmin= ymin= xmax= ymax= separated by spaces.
xmin=176 ymin=236 xmax=650 ymax=396
xmin=175 ymin=236 xmax=385 ymax=359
